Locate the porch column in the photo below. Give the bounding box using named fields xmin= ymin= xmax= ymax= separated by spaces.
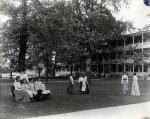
xmin=132 ymin=35 xmax=135 ymax=73
xmin=142 ymin=33 xmax=144 ymax=79
xmin=103 ymin=64 xmax=104 ymax=73
xmin=124 ymin=40 xmax=126 ymax=72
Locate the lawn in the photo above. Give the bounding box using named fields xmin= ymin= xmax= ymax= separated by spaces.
xmin=0 ymin=79 xmax=150 ymax=119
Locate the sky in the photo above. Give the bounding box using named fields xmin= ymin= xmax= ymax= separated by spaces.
xmin=0 ymin=0 xmax=150 ymax=29
xmin=117 ymin=0 xmax=150 ymax=29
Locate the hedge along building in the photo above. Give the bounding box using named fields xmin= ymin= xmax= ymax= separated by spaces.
xmin=101 ymin=30 xmax=150 ymax=79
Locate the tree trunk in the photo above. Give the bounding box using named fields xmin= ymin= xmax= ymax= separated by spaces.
xmin=70 ymin=57 xmax=74 ymax=74
xmin=45 ymin=67 xmax=48 ymax=83
xmin=44 ymin=57 xmax=49 ymax=83
xmin=10 ymin=71 xmax=12 ymax=79
xmin=52 ymin=63 xmax=56 ymax=78
xmin=17 ymin=0 xmax=28 ymax=72
xmin=38 ymin=71 xmax=41 ymax=78
xmin=18 ymin=33 xmax=27 ymax=72
xmin=70 ymin=64 xmax=73 ymax=74
xmin=86 ymin=55 xmax=91 ymax=85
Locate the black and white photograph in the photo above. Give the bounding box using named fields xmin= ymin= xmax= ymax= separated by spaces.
xmin=0 ymin=0 xmax=150 ymax=119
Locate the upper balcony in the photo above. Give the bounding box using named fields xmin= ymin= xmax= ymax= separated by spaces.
xmin=113 ymin=42 xmax=150 ymax=51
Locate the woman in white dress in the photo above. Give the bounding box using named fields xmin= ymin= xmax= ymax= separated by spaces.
xmin=81 ymin=74 xmax=90 ymax=94
xmin=78 ymin=74 xmax=83 ymax=92
xmin=131 ymin=73 xmax=140 ymax=96
xmin=28 ymin=79 xmax=38 ymax=96
xmin=14 ymin=76 xmax=30 ymax=109
xmin=22 ymin=79 xmax=34 ymax=100
xmin=121 ymin=72 xmax=129 ymax=95
xmin=34 ymin=78 xmax=51 ymax=94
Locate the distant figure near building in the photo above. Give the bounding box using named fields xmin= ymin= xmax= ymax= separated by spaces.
xmin=131 ymin=73 xmax=140 ymax=96
xmin=67 ymin=74 xmax=74 ymax=94
xmin=121 ymin=72 xmax=129 ymax=95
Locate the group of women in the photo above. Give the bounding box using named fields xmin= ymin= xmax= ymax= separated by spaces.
xmin=121 ymin=72 xmax=140 ymax=96
xmin=14 ymin=76 xmax=51 ymax=108
xmin=67 ymin=71 xmax=141 ymax=96
xmin=13 ymin=71 xmax=141 ymax=108
xmin=67 ymin=73 xmax=90 ymax=94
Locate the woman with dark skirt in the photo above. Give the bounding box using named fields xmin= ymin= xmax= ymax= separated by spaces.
xmin=67 ymin=74 xmax=74 ymax=94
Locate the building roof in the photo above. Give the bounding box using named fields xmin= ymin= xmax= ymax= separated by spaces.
xmin=126 ymin=30 xmax=150 ymax=36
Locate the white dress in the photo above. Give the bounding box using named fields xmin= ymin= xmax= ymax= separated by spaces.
xmin=34 ymin=81 xmax=50 ymax=94
xmin=28 ymin=82 xmax=37 ymax=95
xmin=121 ymin=74 xmax=129 ymax=94
xmin=131 ymin=76 xmax=140 ymax=96
xmin=81 ymin=76 xmax=87 ymax=92
xmin=19 ymin=73 xmax=29 ymax=83
xmin=34 ymin=81 xmax=43 ymax=91
xmin=22 ymin=83 xmax=33 ymax=98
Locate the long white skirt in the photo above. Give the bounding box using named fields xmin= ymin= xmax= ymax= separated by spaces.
xmin=26 ymin=90 xmax=37 ymax=98
xmin=42 ymin=90 xmax=51 ymax=94
xmin=131 ymin=81 xmax=140 ymax=96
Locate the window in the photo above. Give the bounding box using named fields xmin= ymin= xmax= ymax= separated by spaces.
xmin=134 ymin=65 xmax=142 ymax=72
xmin=126 ymin=36 xmax=133 ymax=45
xmin=111 ymin=64 xmax=116 ymax=72
xmin=134 ymin=65 xmax=138 ymax=72
xmin=118 ymin=64 xmax=123 ymax=72
xmin=144 ymin=64 xmax=148 ymax=72
xmin=110 ymin=52 xmax=116 ymax=60
xmin=118 ymin=40 xmax=124 ymax=46
xmin=104 ymin=64 xmax=110 ymax=73
xmin=117 ymin=52 xmax=123 ymax=59
xmin=126 ymin=65 xmax=130 ymax=71
xmin=143 ymin=33 xmax=150 ymax=42
xmin=103 ymin=53 xmax=109 ymax=61
xmin=134 ymin=35 xmax=142 ymax=43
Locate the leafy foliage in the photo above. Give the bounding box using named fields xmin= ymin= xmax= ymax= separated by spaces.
xmin=1 ymin=0 xmax=129 ymax=73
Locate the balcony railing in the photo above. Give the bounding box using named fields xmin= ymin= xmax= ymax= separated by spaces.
xmin=113 ymin=42 xmax=150 ymax=51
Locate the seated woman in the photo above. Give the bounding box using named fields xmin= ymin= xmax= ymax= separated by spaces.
xmin=21 ymin=79 xmax=35 ymax=101
xmin=28 ymin=79 xmax=37 ymax=96
xmin=14 ymin=76 xmax=30 ymax=108
xmin=34 ymin=78 xmax=51 ymax=100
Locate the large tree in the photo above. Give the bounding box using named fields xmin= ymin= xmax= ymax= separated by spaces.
xmin=1 ymin=0 xmax=129 ymax=82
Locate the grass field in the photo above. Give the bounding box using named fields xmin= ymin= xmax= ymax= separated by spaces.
xmin=0 ymin=79 xmax=150 ymax=119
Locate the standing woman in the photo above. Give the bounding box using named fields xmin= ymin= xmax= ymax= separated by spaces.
xmin=131 ymin=73 xmax=140 ymax=96
xmin=121 ymin=72 xmax=129 ymax=95
xmin=78 ymin=73 xmax=83 ymax=92
xmin=67 ymin=74 xmax=74 ymax=94
xmin=81 ymin=74 xmax=90 ymax=94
